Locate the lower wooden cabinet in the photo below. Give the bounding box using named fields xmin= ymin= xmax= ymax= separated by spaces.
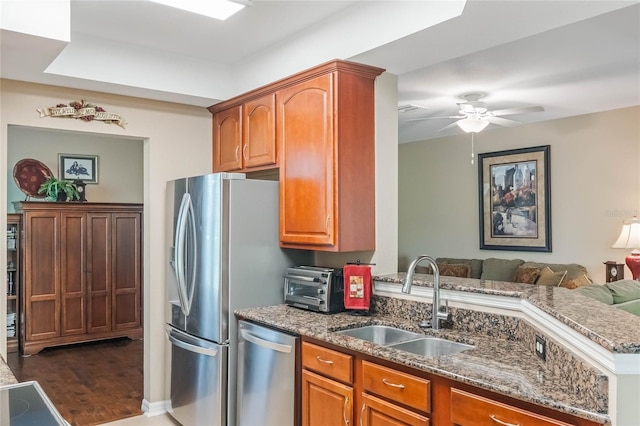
xmin=300 ymin=338 xmax=602 ymax=426
xmin=361 ymin=393 xmax=429 ymax=426
xmin=21 ymin=202 xmax=142 ymax=355
xmin=302 ymin=369 xmax=353 ymax=426
xmin=450 ymin=388 xmax=573 ymax=426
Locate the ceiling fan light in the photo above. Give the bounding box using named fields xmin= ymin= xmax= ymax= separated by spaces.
xmin=456 ymin=118 xmax=489 ymax=133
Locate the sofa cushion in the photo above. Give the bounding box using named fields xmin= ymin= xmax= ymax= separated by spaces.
xmin=560 ymin=273 xmax=592 ymax=289
xmin=437 ymin=262 xmax=471 ymax=278
xmin=575 ymin=284 xmax=615 ymax=305
xmin=512 ymin=266 xmax=541 ymax=284
xmin=605 ymin=280 xmax=640 ymax=304
xmin=520 ymin=261 xmax=588 ymax=282
xmin=615 ymin=300 xmax=640 ymax=316
xmin=480 ymin=258 xmax=524 ymax=282
xmin=536 ymin=267 xmax=567 ymax=286
xmin=437 ymin=258 xmax=483 ymax=279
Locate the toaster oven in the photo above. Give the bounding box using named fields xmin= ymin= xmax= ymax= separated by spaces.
xmin=284 ymin=266 xmax=344 ymax=313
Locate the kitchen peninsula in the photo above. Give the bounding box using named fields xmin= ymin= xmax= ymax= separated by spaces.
xmin=236 ymin=274 xmax=640 ymax=425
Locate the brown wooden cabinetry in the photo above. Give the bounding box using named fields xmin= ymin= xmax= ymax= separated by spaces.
xmin=6 ymin=214 xmax=21 ymax=353
xmin=209 ymin=60 xmax=384 ymax=252
xmin=277 ymin=61 xmax=383 ymax=251
xmin=21 ymin=202 xmax=142 ymax=355
xmin=302 ymin=342 xmax=354 ymax=426
xmin=212 ymin=94 xmax=277 ymax=173
xmin=301 ymin=338 xmax=601 ymax=426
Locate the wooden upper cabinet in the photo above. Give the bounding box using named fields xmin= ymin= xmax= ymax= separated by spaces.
xmin=278 ymin=74 xmax=335 ymax=247
xmin=208 ymin=59 xmax=384 ymax=251
xmin=211 ymin=94 xmax=277 ymax=173
xmin=243 ymin=93 xmax=277 ymax=169
xmin=213 ymin=105 xmax=243 ymax=172
xmin=278 ymin=61 xmax=383 ymax=251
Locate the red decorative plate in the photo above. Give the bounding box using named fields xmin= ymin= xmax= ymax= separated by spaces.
xmin=13 ymin=158 xmax=53 ymax=199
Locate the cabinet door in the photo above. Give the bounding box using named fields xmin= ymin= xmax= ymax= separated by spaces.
xmin=86 ymin=213 xmax=111 ymax=333
xmin=302 ymin=369 xmax=353 ymax=426
xmin=450 ymin=388 xmax=573 ymax=426
xmin=60 ymin=212 xmax=87 ymax=336
xmin=24 ymin=211 xmax=60 ymax=341
xmin=278 ymin=73 xmax=335 ymax=247
xmin=243 ymin=93 xmax=276 ymax=169
xmin=213 ymin=105 xmax=243 ymax=172
xmin=361 ymin=393 xmax=429 ymax=426
xmin=111 ymin=212 xmax=141 ymax=330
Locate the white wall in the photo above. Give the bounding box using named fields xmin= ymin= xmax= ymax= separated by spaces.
xmin=0 ymin=79 xmax=212 ymax=408
xmin=398 ymin=106 xmax=640 ymax=284
xmin=6 ymin=126 xmax=143 ymax=210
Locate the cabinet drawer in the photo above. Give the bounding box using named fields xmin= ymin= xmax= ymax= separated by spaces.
xmin=450 ymin=388 xmax=574 ymax=426
xmin=302 ymin=342 xmax=353 ymax=384
xmin=362 ymin=361 xmax=430 ymax=413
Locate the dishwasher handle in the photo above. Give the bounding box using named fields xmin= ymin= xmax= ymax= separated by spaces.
xmin=240 ymin=328 xmax=293 ymax=353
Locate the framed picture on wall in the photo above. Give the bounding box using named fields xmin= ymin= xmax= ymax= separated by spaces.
xmin=59 ymin=154 xmax=99 ymax=184
xmin=478 ymin=145 xmax=551 ymax=252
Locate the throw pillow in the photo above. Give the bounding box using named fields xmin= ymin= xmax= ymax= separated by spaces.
xmin=536 ymin=267 xmax=567 ymax=286
xmin=560 ymin=274 xmax=592 ymax=289
xmin=480 ymin=258 xmax=525 ymax=282
xmin=437 ymin=262 xmax=471 ymax=278
xmin=437 ymin=258 xmax=483 ymax=279
xmin=520 ymin=262 xmax=588 ymax=282
xmin=512 ymin=266 xmax=541 ymax=284
xmin=575 ymin=284 xmax=614 ymax=305
xmin=605 ymin=280 xmax=640 ymax=304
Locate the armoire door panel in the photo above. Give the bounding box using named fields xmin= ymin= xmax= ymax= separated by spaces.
xmin=61 ymin=212 xmax=86 ymax=336
xmin=87 ymin=213 xmax=111 ymax=334
xmin=112 ymin=213 xmax=141 ymax=329
xmin=25 ymin=212 xmax=60 ymax=341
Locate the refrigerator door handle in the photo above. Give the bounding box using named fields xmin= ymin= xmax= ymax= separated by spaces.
xmin=167 ymin=329 xmax=219 ymax=357
xmin=240 ymin=329 xmax=293 ymax=353
xmin=174 ymin=192 xmax=197 ymax=316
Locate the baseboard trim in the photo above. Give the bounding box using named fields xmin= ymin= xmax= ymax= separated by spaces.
xmin=141 ymin=399 xmax=168 ymax=417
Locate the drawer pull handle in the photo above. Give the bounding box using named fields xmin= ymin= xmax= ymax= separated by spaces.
xmin=242 ymin=144 xmax=248 ymax=159
xmin=360 ymin=403 xmax=366 ymax=426
xmin=234 ymin=145 xmax=240 ymax=161
xmin=343 ymin=396 xmax=350 ymax=425
xmin=382 ymin=378 xmax=405 ymax=389
xmin=489 ymin=414 xmax=520 ymax=426
xmin=316 ymin=356 xmax=334 ymax=365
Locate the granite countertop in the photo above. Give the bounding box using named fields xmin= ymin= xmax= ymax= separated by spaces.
xmin=375 ymin=273 xmax=640 ymax=353
xmin=0 ymin=358 xmax=18 ymax=386
xmin=236 ymin=304 xmax=609 ymax=424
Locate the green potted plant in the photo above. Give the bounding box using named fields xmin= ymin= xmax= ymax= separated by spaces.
xmin=38 ymin=176 xmax=80 ymax=202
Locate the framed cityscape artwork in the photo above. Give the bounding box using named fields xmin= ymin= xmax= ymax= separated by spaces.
xmin=478 ymin=145 xmax=551 ymax=252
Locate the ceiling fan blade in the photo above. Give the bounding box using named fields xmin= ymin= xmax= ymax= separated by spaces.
xmin=437 ymin=121 xmax=461 ymax=133
xmin=486 ymin=116 xmax=521 ymax=127
xmin=491 ymin=106 xmax=544 ymax=116
xmin=405 ymin=115 xmax=464 ymax=122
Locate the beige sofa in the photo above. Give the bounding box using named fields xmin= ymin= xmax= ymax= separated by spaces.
xmin=417 ymin=257 xmax=591 ymax=289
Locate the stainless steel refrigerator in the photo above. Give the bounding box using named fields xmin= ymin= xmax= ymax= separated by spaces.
xmin=165 ymin=172 xmax=307 ymax=426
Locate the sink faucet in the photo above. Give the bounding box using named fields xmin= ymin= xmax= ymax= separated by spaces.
xmin=401 ymin=255 xmax=451 ymax=330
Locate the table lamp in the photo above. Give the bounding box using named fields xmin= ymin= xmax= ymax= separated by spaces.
xmin=611 ymin=217 xmax=640 ymax=280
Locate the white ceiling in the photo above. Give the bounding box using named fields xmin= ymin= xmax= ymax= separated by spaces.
xmin=1 ymin=0 xmax=638 ymax=143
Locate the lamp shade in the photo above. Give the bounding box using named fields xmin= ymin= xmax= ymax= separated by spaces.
xmin=456 ymin=117 xmax=490 ymax=133
xmin=612 ymin=217 xmax=640 ymax=280
xmin=611 ymin=218 xmax=640 ymax=249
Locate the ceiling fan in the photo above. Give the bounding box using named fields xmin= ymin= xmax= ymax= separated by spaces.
xmin=407 ymin=93 xmax=545 ymax=133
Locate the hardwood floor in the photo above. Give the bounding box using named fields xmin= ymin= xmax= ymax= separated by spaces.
xmin=7 ymin=337 xmax=144 ymax=426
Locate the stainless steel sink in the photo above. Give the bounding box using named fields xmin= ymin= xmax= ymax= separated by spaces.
xmin=335 ymin=325 xmax=423 ymax=345
xmin=387 ymin=337 xmax=474 ymax=357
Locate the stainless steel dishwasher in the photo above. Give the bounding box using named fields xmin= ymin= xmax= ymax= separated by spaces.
xmin=236 ymin=320 xmax=299 ymax=426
